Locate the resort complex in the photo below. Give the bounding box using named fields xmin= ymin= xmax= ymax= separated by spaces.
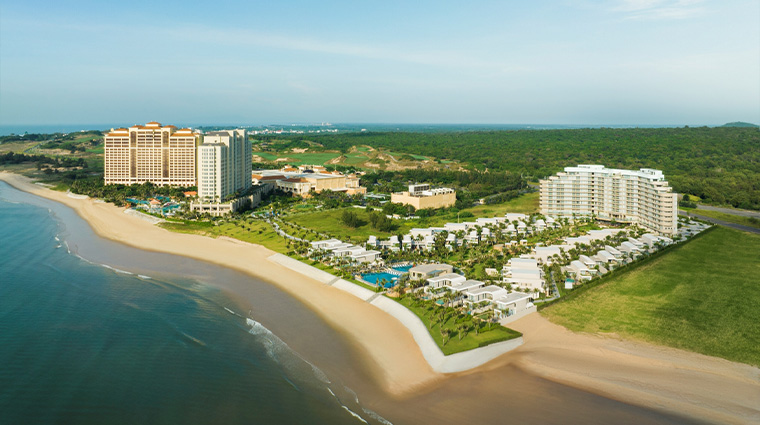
xmin=391 ymin=184 xmax=456 ymax=210
xmin=540 ymin=165 xmax=678 ymax=235
xmin=104 ymin=122 xmax=200 ymax=187
xmin=252 ymin=165 xmax=366 ymax=197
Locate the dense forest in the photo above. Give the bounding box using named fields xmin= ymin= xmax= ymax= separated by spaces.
xmin=0 ymin=152 xmax=87 ymax=168
xmin=261 ymin=127 xmax=760 ymax=210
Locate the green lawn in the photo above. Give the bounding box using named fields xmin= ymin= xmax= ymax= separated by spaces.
xmin=387 ymin=151 xmax=428 ymax=160
xmin=682 ymin=207 xmax=760 ymax=229
xmin=342 ymin=153 xmax=370 ymax=164
xmin=284 ymin=193 xmax=540 ymax=242
xmin=542 ymin=227 xmax=760 ymax=366
xmin=285 ymin=207 xmax=417 ymax=242
xmin=420 ymin=192 xmax=540 ymax=227
xmin=396 ymin=296 xmax=522 ymax=355
xmin=253 ymin=152 xmax=279 ymax=161
xmin=252 ymin=151 xmax=341 ymax=165
xmin=159 ymin=220 xmax=292 ymax=254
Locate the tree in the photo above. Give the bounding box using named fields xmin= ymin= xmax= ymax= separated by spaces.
xmin=340 ymin=209 xmax=361 ymax=228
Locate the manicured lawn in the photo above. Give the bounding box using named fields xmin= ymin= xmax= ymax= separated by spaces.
xmin=342 ymin=153 xmax=370 ymax=164
xmin=396 ymin=296 xmax=522 ymax=355
xmin=253 ymin=152 xmax=279 ymax=161
xmin=160 ymin=219 xmax=292 ymax=254
xmin=285 ymin=207 xmax=417 ymax=242
xmin=682 ymin=207 xmax=760 ymax=229
xmin=542 ymin=227 xmax=760 ymax=366
xmin=387 ymin=151 xmax=428 ymax=160
xmin=284 ymin=193 xmax=540 ymax=242
xmin=420 ymin=192 xmax=540 ymax=227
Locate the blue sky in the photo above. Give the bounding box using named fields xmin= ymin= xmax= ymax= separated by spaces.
xmin=1 ymin=0 xmax=758 ymax=126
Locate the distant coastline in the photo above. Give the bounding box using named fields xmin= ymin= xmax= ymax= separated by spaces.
xmin=0 ymin=122 xmax=708 ymax=137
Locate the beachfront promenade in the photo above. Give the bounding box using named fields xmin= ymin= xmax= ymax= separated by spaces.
xmin=268 ymin=253 xmax=524 ymax=373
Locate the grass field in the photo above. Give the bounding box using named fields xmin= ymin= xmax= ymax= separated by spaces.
xmin=542 ymin=226 xmax=760 ymax=366
xmin=0 ymin=142 xmax=38 ymax=153
xmin=284 ymin=193 xmax=540 ymax=241
xmin=682 ymin=207 xmax=760 ymax=229
xmin=252 ymin=151 xmax=341 ymax=165
xmin=387 ymin=151 xmax=428 ymax=160
xmin=421 ymin=192 xmax=540 ymax=226
xmin=396 ymin=296 xmax=521 ymax=355
xmin=159 ymin=219 xmax=292 ymax=254
xmin=285 ymin=207 xmax=417 ymax=241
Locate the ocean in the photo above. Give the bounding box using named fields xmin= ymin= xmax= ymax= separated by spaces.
xmin=0 ymin=181 xmax=705 ymax=425
xmin=0 ymin=183 xmax=388 ymax=425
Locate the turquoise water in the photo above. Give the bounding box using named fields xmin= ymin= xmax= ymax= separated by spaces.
xmin=0 ymin=183 xmax=705 ymax=425
xmin=361 ymin=265 xmax=412 ymax=288
xmin=0 ymin=184 xmax=387 ymax=425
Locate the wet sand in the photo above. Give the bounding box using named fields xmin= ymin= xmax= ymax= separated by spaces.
xmin=2 ymin=171 xmax=758 ymax=425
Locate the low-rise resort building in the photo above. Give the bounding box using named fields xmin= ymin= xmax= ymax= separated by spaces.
xmin=391 ymin=184 xmax=456 ymax=210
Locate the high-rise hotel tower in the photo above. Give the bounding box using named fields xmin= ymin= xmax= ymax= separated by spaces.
xmin=197 ymin=130 xmax=252 ymax=201
xmin=540 ymin=165 xmax=678 ymax=235
xmin=104 ymin=122 xmax=199 ymax=187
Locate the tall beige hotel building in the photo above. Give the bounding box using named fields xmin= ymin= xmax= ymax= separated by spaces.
xmin=104 ymin=122 xmax=199 ymax=187
xmin=540 ymin=165 xmax=678 ymax=235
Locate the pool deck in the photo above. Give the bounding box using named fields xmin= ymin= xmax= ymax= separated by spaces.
xmin=267 ymin=253 xmax=523 ymax=373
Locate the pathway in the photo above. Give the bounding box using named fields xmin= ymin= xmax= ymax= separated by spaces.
xmin=679 ymin=209 xmax=760 ymax=234
xmin=696 ymin=204 xmax=760 ymax=218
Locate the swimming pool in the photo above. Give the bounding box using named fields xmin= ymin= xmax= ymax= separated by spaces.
xmin=361 ymin=265 xmax=412 ymax=288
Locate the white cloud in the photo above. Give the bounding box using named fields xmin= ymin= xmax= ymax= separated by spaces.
xmin=611 ymin=0 xmax=707 ymax=20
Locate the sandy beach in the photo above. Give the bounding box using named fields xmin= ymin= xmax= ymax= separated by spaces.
xmin=2 ymin=171 xmax=758 ymax=424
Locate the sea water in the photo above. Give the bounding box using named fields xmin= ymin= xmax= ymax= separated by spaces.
xmin=0 ymin=184 xmax=387 ymax=425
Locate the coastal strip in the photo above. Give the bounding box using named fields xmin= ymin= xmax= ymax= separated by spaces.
xmin=3 ymin=171 xmax=759 ymax=425
xmin=269 ymin=253 xmax=524 ymax=373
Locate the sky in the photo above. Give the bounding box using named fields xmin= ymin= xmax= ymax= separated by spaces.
xmin=1 ymin=0 xmax=758 ymax=126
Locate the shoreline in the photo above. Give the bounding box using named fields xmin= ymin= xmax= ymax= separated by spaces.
xmin=2 ymin=171 xmax=758 ymax=424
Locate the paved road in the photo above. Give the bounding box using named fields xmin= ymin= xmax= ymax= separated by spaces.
xmin=696 ymin=205 xmax=760 ymax=219
xmin=679 ymin=209 xmax=760 ymax=234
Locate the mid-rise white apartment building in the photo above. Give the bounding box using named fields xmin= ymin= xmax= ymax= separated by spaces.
xmin=197 ymin=130 xmax=251 ymax=201
xmin=104 ymin=122 xmax=199 ymax=187
xmin=540 ymin=165 xmax=677 ymax=235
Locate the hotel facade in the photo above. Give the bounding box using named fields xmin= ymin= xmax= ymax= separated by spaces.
xmin=197 ymin=130 xmax=251 ymax=201
xmin=539 ymin=165 xmax=678 ymax=235
xmin=391 ymin=184 xmax=456 ymax=210
xmin=104 ymin=122 xmax=199 ymax=187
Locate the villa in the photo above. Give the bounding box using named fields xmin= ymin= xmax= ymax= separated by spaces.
xmin=502 ymin=257 xmax=545 ymax=293
xmin=391 ymin=183 xmax=456 ymax=209
xmin=426 ymin=273 xmax=467 ymax=289
xmin=409 ymin=263 xmax=454 ymax=280
xmin=568 ymin=260 xmax=593 ymax=281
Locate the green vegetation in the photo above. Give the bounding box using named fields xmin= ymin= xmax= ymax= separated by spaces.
xmin=682 ymin=208 xmax=760 ymax=229
xmin=542 ymin=227 xmax=760 ymax=366
xmin=287 ymin=207 xmax=414 ymax=241
xmin=269 ymin=127 xmax=760 ymax=210
xmin=396 ymin=295 xmax=522 ymax=355
xmin=361 ymin=168 xmax=526 ymax=209
xmin=721 ymin=121 xmax=758 ymax=128
xmin=159 ymin=219 xmax=292 ymax=254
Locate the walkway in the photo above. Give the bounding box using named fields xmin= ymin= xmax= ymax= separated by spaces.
xmin=696 ymin=205 xmax=760 ymax=219
xmin=679 ymin=209 xmax=760 ymax=234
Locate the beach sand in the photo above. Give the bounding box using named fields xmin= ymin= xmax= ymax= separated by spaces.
xmin=2 ymin=171 xmax=758 ymax=424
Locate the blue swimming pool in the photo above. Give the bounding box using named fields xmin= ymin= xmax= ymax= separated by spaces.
xmin=361 ymin=272 xmax=398 ymax=288
xmin=361 ymin=265 xmax=412 ymax=288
